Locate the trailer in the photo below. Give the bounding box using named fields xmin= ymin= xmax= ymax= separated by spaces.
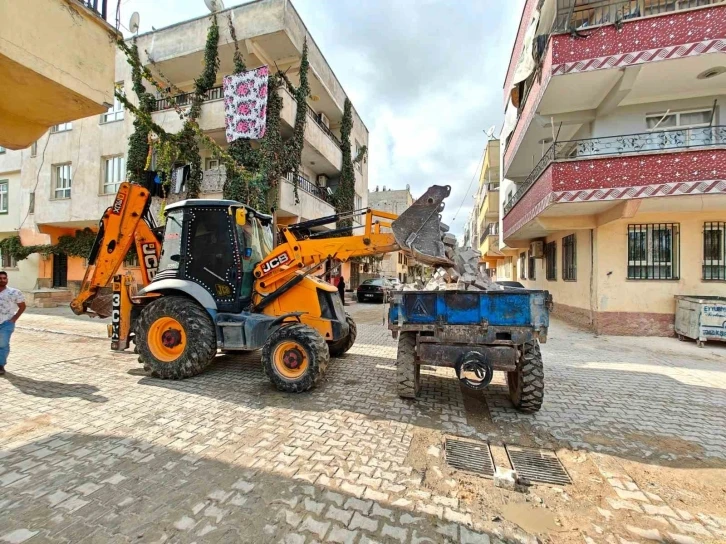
xmin=388 ymin=288 xmax=551 ymax=413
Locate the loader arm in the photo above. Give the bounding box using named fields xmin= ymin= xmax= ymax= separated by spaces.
xmin=70 ymin=182 xmax=161 ymax=318
xmin=253 ymin=185 xmax=453 ymax=291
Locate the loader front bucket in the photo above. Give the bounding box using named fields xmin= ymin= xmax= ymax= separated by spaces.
xmin=392 ymin=185 xmax=454 ymax=267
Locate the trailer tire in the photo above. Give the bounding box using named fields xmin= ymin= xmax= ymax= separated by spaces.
xmin=397 ymin=332 xmax=421 ymax=399
xmin=328 ymin=314 xmax=357 ymax=357
xmin=137 ymin=296 xmax=217 ymax=380
xmin=263 ymin=324 xmax=329 ymax=393
xmin=508 ymin=340 xmax=544 ymax=413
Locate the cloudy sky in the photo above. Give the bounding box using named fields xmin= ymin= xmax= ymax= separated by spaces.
xmin=116 ymin=0 xmax=524 ymax=236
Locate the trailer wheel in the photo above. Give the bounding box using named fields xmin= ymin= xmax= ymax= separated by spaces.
xmin=397 ymin=332 xmax=421 ymax=399
xmin=507 ymin=340 xmax=544 ymax=413
xmin=328 ymin=314 xmax=357 ymax=357
xmin=137 ymin=296 xmax=217 ymax=379
xmin=263 ymin=324 xmax=329 ymax=393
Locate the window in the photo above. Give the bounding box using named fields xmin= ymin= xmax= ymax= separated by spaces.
xmin=528 ymin=249 xmax=535 ymax=280
xmin=102 ymin=83 xmax=124 ymax=123
xmin=51 ymin=122 xmax=73 ymax=133
xmin=205 ymin=158 xmax=220 ymax=170
xmin=562 ymin=234 xmax=577 ymax=281
xmin=29 ymin=192 xmax=35 ymax=214
xmin=354 ymin=193 xmax=362 ymax=210
xmin=53 ymin=164 xmax=72 ymax=199
xmin=0 ymin=146 xmax=5 ymax=154
xmin=30 ymin=141 xmax=37 ymax=157
xmin=645 ymin=108 xmax=714 ymax=147
xmin=355 ymin=140 xmax=363 ymax=172
xmin=1 ymin=250 xmax=16 ymax=269
xmin=0 ymin=181 xmax=7 ymax=214
xmin=103 ymin=156 xmax=125 ymax=194
xmin=545 ymin=241 xmax=557 ymax=280
xmin=519 ymin=252 xmax=526 ymax=280
xmin=703 ymin=222 xmax=725 ymax=281
xmin=627 ymin=224 xmax=680 ymax=280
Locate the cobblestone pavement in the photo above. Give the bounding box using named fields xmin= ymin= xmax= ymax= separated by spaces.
xmin=1 ymin=305 xmax=725 ymax=543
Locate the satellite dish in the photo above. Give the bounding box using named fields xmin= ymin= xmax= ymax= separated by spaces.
xmin=484 ymin=125 xmax=496 ymax=140
xmin=129 ymin=12 xmax=140 ymax=34
xmin=204 ymin=0 xmax=225 ymax=12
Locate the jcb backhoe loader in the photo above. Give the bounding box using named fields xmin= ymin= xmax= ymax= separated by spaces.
xmin=71 ymin=182 xmax=451 ymax=392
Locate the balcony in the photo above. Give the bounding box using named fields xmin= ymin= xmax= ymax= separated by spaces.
xmin=502 ymin=126 xmax=726 ymax=241
xmin=553 ymin=0 xmax=724 ymax=32
xmin=0 ymin=0 xmax=120 ymax=149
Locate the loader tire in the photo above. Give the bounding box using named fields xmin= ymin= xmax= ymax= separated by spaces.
xmin=507 ymin=340 xmax=544 ymax=413
xmin=396 ymin=332 xmax=421 ymax=399
xmin=328 ymin=314 xmax=357 ymax=357
xmin=262 ymin=324 xmax=329 ymax=393
xmin=137 ymin=296 xmax=217 ymax=380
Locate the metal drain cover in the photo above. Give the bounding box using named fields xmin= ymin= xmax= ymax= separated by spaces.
xmin=505 ymin=445 xmax=572 ymax=485
xmin=444 ymin=438 xmax=495 ymax=477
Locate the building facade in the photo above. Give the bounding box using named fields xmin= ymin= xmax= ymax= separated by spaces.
xmin=367 ymin=186 xmax=414 ymax=283
xmin=0 ymin=0 xmax=369 ymax=301
xmin=476 ymin=139 xmax=501 ymax=277
xmin=498 ymin=0 xmax=726 ymax=335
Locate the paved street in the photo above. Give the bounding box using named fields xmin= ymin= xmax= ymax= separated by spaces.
xmin=1 ymin=303 xmax=725 ymax=543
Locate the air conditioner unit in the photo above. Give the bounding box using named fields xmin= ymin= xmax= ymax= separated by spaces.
xmin=317 ymin=174 xmax=328 ymax=186
xmin=319 ymin=112 xmax=330 ymax=129
xmin=530 ymin=241 xmax=544 ymax=259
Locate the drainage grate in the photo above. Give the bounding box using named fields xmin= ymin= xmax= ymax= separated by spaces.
xmin=505 ymin=445 xmax=572 ymax=486
xmin=444 ymin=438 xmax=495 ymax=477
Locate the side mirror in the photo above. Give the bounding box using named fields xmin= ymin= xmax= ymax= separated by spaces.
xmin=235 ymin=208 xmax=247 ymax=226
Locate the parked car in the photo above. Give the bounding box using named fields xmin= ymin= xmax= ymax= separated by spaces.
xmin=387 ymin=278 xmax=403 ymax=290
xmin=356 ymin=278 xmax=393 ymax=303
xmin=496 ymin=280 xmax=526 ymax=289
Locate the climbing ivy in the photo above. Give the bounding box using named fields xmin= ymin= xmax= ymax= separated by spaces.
xmin=126 ymin=41 xmax=156 ymax=184
xmin=0 ymin=229 xmax=97 ymax=262
xmin=333 ymin=98 xmax=367 ymax=229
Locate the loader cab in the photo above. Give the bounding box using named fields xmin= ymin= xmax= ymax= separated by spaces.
xmin=157 ymin=199 xmax=273 ymax=312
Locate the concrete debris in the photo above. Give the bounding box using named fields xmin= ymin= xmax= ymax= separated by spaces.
xmin=442 ymin=233 xmax=458 ymax=247
xmin=419 ymin=245 xmax=503 ymax=292
xmin=493 ymin=468 xmax=521 ymax=491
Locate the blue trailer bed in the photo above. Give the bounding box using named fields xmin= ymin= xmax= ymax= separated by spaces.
xmin=388 ymin=288 xmax=551 ymax=413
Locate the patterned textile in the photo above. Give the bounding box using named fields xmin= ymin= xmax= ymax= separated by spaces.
xmin=224 ymin=66 xmax=269 ymax=143
xmin=0 ymin=287 xmax=24 ymax=324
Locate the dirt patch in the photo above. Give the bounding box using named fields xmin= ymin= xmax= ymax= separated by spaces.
xmin=1 ymin=414 xmax=55 ymax=440
xmin=501 ymin=502 xmax=563 ymax=534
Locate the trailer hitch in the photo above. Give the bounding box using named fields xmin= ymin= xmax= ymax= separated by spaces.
xmin=455 ymin=351 xmax=494 ymax=390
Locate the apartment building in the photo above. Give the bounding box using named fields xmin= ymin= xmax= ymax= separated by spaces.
xmin=368 ymin=186 xmax=414 ymax=282
xmin=476 ymin=139 xmax=501 ymax=277
xmin=0 ymin=0 xmax=369 ymax=299
xmin=497 ymin=0 xmax=726 ymax=335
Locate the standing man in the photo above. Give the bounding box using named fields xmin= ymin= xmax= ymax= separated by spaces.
xmin=0 ymin=271 xmax=26 ymax=375
xmin=337 ymin=275 xmax=346 ymax=306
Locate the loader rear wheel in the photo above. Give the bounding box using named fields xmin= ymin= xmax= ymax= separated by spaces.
xmin=397 ymin=332 xmax=421 ymax=399
xmin=507 ymin=340 xmax=544 ymax=413
xmin=137 ymin=296 xmax=217 ymax=380
xmin=328 ymin=314 xmax=357 ymax=357
xmin=263 ymin=324 xmax=329 ymax=393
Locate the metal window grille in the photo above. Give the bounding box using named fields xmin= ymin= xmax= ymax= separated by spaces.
xmin=29 ymin=192 xmax=35 ymax=214
xmin=546 ymin=241 xmax=557 ymax=280
xmin=103 ymin=156 xmax=125 ymax=195
xmin=53 ymin=164 xmax=72 ymax=199
xmin=562 ymin=234 xmax=577 ymax=281
xmin=519 ymin=252 xmax=527 ymax=280
xmin=703 ymin=222 xmax=726 ymax=281
xmin=528 ymin=250 xmax=536 ymax=280
xmin=627 ymin=224 xmax=680 ymax=280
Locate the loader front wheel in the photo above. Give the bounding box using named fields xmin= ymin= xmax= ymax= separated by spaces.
xmin=507 ymin=340 xmax=544 ymax=413
xmin=137 ymin=296 xmax=217 ymax=379
xmin=397 ymin=332 xmax=421 ymax=399
xmin=328 ymin=314 xmax=357 ymax=357
xmin=263 ymin=324 xmax=329 ymax=393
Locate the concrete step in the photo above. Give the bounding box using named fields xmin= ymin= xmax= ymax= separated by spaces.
xmin=23 ymin=289 xmax=74 ymax=308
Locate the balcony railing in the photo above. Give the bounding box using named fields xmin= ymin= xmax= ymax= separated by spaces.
xmin=483 ymin=223 xmax=500 ymax=237
xmin=284 ymin=172 xmax=332 ymax=203
xmin=554 ymin=0 xmax=724 ymax=32
xmin=81 ymin=0 xmax=108 ymax=19
xmin=504 ymin=125 xmax=726 ymax=215
xmin=152 ymin=86 xmax=224 ymax=112
xmin=306 ymin=104 xmax=342 ymax=149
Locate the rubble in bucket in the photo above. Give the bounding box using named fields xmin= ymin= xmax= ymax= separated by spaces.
xmin=414 ymin=246 xmax=503 ymax=292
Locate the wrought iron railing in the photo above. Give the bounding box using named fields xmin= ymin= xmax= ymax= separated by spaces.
xmin=81 ymin=0 xmax=108 ymax=18
xmin=284 ymin=172 xmax=331 ymax=203
xmin=553 ymin=0 xmax=723 ymax=32
xmin=503 ymin=125 xmax=726 ymax=215
xmin=152 ymin=86 xmax=224 ymax=112
xmin=306 ymin=104 xmax=342 ymax=148
xmin=483 ymin=223 xmax=500 ymax=237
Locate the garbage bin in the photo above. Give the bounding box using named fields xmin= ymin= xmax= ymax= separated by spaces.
xmin=674 ymin=295 xmax=726 ymax=347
